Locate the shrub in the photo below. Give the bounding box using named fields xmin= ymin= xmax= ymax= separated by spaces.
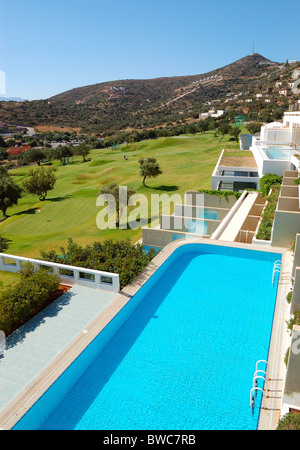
xmin=41 ymin=238 xmax=155 ymax=290
xmin=256 ymin=186 xmax=281 ymax=241
xmin=276 ymin=412 xmax=300 ymax=430
xmin=260 ymin=173 xmax=282 ymax=197
xmin=197 ymin=189 xmax=242 ymax=201
xmin=287 ymin=311 xmax=300 ymax=336
xmin=0 ymin=263 xmax=60 ymax=335
xmin=286 ymin=291 xmax=293 ymax=304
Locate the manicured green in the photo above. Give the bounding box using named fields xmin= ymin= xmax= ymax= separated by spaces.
xmin=0 ymin=132 xmax=239 ymax=258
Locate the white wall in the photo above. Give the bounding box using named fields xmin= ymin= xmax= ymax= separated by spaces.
xmin=0 ymin=254 xmax=120 ymax=292
xmin=261 ymin=128 xmax=291 ymax=145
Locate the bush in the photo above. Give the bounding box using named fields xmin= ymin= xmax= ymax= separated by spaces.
xmin=260 ymin=173 xmax=282 ymax=197
xmin=256 ymin=186 xmax=281 ymax=241
xmin=0 ymin=263 xmax=60 ymax=335
xmin=287 ymin=311 xmax=300 ymax=336
xmin=286 ymin=291 xmax=293 ymax=304
xmin=276 ymin=412 xmax=300 ymax=430
xmin=41 ymin=238 xmax=155 ymax=290
xmin=197 ymin=189 xmax=242 ymax=201
xmin=0 ymin=235 xmax=10 ymax=252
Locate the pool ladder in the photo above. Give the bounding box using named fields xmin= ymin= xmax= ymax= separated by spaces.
xmin=250 ymin=360 xmax=269 ymax=413
xmin=272 ymin=260 xmax=281 ymax=286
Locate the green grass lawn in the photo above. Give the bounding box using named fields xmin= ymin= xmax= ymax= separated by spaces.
xmin=0 ymin=132 xmax=239 ymax=258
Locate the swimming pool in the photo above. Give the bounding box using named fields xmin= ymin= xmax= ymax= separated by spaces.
xmin=262 ymin=146 xmax=294 ymax=160
xmin=143 ymin=245 xmax=161 ymax=255
xmin=13 ymin=243 xmax=281 ymax=430
xmin=198 ymin=208 xmax=218 ymax=220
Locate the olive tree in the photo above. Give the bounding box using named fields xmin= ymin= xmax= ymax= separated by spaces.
xmin=0 ymin=174 xmax=22 ymax=218
xmin=139 ymin=157 xmax=162 ymax=187
xmin=23 ymin=166 xmax=57 ymax=201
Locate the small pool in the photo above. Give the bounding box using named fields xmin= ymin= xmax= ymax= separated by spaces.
xmin=13 ymin=243 xmax=281 ymax=430
xmin=262 ymin=146 xmax=294 ymax=160
xmin=198 ymin=208 xmax=218 ymax=220
xmin=143 ymin=245 xmax=161 ymax=255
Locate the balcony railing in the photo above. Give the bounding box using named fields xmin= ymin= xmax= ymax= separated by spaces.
xmin=214 ymin=169 xmax=259 ymax=177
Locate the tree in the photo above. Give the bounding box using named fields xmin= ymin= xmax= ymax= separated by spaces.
xmin=23 ymin=166 xmax=57 ymax=201
xmin=99 ymin=183 xmax=136 ymax=227
xmin=246 ymin=122 xmax=262 ymax=135
xmin=218 ymin=123 xmax=231 ymax=141
xmin=0 ymin=175 xmax=22 ymax=218
xmin=0 ymin=149 xmax=8 ymax=161
xmin=0 ymin=136 xmax=7 ymax=148
xmin=72 ymin=143 xmax=90 ymax=162
xmin=229 ymin=126 xmax=241 ymax=143
xmin=0 ymin=235 xmax=10 ymax=251
xmin=139 ymin=157 xmax=162 ymax=187
xmin=23 ymin=148 xmax=46 ymax=166
xmin=50 ymin=145 xmax=73 ymax=165
xmin=198 ymin=121 xmax=209 ymax=134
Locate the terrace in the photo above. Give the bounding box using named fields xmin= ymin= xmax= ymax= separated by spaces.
xmin=271 ymin=170 xmax=300 ymax=248
xmin=211 ymin=149 xmax=260 ymax=191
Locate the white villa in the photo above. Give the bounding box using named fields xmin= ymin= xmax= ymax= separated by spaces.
xmin=211 ymin=111 xmax=300 ymax=192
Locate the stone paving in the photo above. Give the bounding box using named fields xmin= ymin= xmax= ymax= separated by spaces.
xmin=0 ymin=285 xmax=117 ymax=414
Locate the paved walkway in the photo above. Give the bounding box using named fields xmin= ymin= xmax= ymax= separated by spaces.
xmin=0 ymin=285 xmax=117 ymax=414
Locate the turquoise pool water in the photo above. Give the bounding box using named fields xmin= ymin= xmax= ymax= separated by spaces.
xmin=186 ymin=219 xmax=207 ymax=235
xmin=14 ymin=243 xmax=281 ymax=430
xmin=143 ymin=245 xmax=161 ymax=255
xmin=198 ymin=208 xmax=218 ymax=220
xmin=263 ymin=146 xmax=294 ymax=160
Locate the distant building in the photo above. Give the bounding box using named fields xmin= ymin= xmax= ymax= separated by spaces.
xmin=279 ymin=89 xmax=288 ymax=96
xmin=292 ymin=69 xmax=300 ymax=79
xmin=7 ymin=144 xmax=31 ymax=157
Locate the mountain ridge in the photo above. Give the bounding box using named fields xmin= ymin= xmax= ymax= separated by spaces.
xmin=1 ymin=53 xmax=298 ymax=135
xmin=48 ymin=53 xmax=275 ymax=105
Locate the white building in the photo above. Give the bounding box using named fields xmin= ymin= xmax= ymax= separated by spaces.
xmin=279 ymin=89 xmax=288 ymax=96
xmin=211 ymin=109 xmax=300 ymax=191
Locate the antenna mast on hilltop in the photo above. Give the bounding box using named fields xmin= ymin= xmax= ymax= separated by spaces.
xmin=252 ymin=42 xmax=255 ymax=54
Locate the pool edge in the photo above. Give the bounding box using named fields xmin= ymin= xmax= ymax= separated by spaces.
xmin=0 ymin=237 xmax=289 ymax=430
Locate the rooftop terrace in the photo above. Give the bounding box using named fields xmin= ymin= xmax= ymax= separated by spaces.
xmin=219 ymin=149 xmax=258 ymax=168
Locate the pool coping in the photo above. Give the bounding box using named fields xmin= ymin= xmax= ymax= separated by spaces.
xmin=0 ymin=238 xmax=290 ymax=430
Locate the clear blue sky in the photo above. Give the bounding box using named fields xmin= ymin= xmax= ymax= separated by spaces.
xmin=1 ymin=0 xmax=300 ymax=100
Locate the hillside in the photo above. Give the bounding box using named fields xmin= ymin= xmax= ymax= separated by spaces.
xmin=49 ymin=53 xmax=274 ymax=105
xmin=0 ymin=54 xmax=299 ymax=135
